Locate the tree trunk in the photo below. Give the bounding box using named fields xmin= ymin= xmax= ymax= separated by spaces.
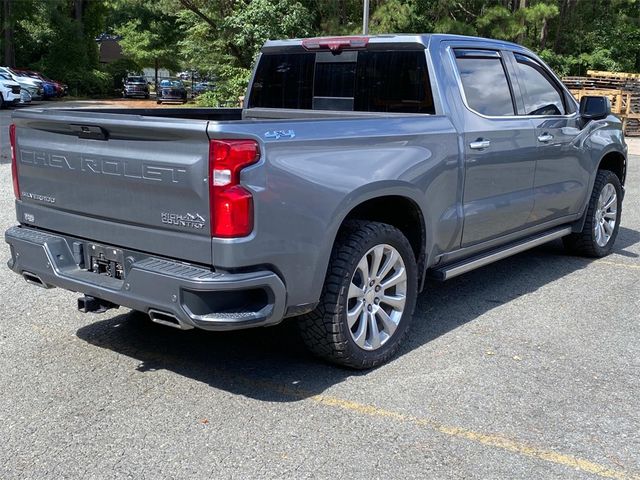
xmin=553 ymin=0 xmax=567 ymax=52
xmin=154 ymin=58 xmax=159 ymax=93
xmin=73 ymin=0 xmax=83 ymax=34
xmin=3 ymin=0 xmax=15 ymax=67
xmin=516 ymin=0 xmax=526 ymax=44
xmin=539 ymin=18 xmax=548 ymax=50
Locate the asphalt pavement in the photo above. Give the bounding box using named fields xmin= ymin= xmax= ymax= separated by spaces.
xmin=0 ymin=104 xmax=638 ymax=479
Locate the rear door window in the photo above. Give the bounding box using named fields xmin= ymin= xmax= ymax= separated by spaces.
xmin=454 ymin=50 xmax=515 ymax=116
xmin=248 ymin=49 xmax=435 ymax=114
xmin=513 ymin=53 xmax=565 ymax=116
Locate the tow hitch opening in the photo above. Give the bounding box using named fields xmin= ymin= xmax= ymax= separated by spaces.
xmin=77 ymin=295 xmax=119 ymax=314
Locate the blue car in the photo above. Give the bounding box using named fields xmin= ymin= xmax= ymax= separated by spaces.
xmin=17 ymin=70 xmax=57 ymax=99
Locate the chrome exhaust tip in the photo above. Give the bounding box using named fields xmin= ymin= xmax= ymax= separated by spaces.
xmin=148 ymin=309 xmax=192 ymax=330
xmin=22 ymin=271 xmax=49 ymax=289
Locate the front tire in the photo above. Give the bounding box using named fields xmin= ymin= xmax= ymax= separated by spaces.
xmin=563 ymin=169 xmax=622 ymax=257
xmin=298 ymin=221 xmax=418 ymax=369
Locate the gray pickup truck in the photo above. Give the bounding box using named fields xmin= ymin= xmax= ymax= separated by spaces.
xmin=6 ymin=34 xmax=627 ymax=368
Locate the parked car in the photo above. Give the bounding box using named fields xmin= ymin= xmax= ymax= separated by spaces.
xmin=0 ymin=73 xmax=21 ymax=108
xmin=24 ymin=70 xmax=66 ymax=97
xmin=6 ymin=34 xmax=627 ymax=369
xmin=0 ymin=67 xmax=43 ymax=100
xmin=15 ymin=70 xmax=56 ymax=99
xmin=192 ymin=82 xmax=215 ymax=96
xmin=157 ymin=79 xmax=187 ymax=104
xmin=123 ymin=76 xmax=149 ymax=99
xmin=19 ymin=89 xmax=32 ymax=104
xmin=44 ymin=76 xmax=67 ymax=97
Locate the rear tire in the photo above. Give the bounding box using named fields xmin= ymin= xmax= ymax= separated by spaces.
xmin=298 ymin=221 xmax=418 ymax=369
xmin=563 ymin=169 xmax=622 ymax=257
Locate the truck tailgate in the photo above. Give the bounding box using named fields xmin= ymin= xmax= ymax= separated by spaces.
xmin=12 ymin=109 xmax=213 ymax=264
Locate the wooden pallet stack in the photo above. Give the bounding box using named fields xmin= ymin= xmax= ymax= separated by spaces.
xmin=562 ymin=70 xmax=640 ymax=136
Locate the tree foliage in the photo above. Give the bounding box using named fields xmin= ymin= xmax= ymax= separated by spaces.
xmin=1 ymin=0 xmax=639 ymax=98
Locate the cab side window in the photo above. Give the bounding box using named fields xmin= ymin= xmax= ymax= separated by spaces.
xmin=454 ymin=50 xmax=515 ymax=116
xmin=514 ymin=53 xmax=565 ymax=116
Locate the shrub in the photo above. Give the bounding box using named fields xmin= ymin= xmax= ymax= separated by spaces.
xmin=64 ymin=69 xmax=113 ymax=97
xmin=195 ymin=91 xmax=218 ymax=107
xmin=104 ymin=58 xmax=143 ymax=90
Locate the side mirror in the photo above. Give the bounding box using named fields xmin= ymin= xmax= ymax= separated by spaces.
xmin=579 ymin=95 xmax=611 ymax=120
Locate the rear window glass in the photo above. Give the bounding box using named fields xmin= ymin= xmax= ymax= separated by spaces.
xmin=249 ymin=53 xmax=315 ymax=109
xmin=314 ymin=62 xmax=356 ymax=98
xmin=248 ymin=49 xmax=435 ymax=114
xmin=355 ymin=51 xmax=434 ymax=113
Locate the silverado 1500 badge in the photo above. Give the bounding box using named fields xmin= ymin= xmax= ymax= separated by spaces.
xmin=161 ymin=212 xmax=206 ymax=230
xmin=21 ymin=192 xmax=56 ymax=204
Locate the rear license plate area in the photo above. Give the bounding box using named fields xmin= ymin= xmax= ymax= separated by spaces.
xmin=86 ymin=243 xmax=125 ymax=280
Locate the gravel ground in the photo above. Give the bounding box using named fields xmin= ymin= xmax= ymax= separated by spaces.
xmin=0 ymin=106 xmax=638 ymax=479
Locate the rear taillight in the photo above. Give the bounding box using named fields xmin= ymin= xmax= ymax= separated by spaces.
xmin=209 ymin=139 xmax=260 ymax=237
xmin=9 ymin=123 xmax=19 ymax=199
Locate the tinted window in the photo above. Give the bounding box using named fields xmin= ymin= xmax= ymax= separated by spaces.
xmin=355 ymin=51 xmax=434 ymax=113
xmin=249 ymin=49 xmax=434 ymax=114
xmin=160 ymin=80 xmax=182 ymax=87
xmin=455 ymin=52 xmax=515 ymax=116
xmin=249 ymin=53 xmax=315 ymax=109
xmin=514 ymin=54 xmax=565 ymax=115
xmin=314 ymin=62 xmax=356 ymax=98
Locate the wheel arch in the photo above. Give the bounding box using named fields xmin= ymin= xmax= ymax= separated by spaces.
xmin=328 ymin=188 xmax=429 ymax=291
xmin=598 ymin=150 xmax=626 ymax=185
xmin=573 ymin=148 xmax=627 ymax=233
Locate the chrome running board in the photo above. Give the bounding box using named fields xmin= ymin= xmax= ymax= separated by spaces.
xmin=431 ymin=226 xmax=573 ymax=281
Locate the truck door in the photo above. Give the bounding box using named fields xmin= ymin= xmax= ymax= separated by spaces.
xmin=507 ymin=52 xmax=589 ymax=223
xmin=452 ymin=49 xmax=538 ymax=247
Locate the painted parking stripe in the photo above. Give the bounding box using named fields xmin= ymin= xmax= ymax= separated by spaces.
xmin=238 ymin=376 xmax=639 ymax=480
xmin=596 ymin=260 xmax=640 ymax=270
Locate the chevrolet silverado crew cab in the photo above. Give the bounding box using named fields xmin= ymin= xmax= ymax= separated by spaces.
xmin=6 ymin=35 xmax=627 ymax=368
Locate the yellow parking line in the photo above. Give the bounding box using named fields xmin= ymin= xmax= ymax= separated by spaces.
xmin=27 ymin=323 xmax=640 ymax=479
xmin=596 ymin=260 xmax=640 ymax=270
xmin=254 ymin=378 xmax=639 ymax=480
xmin=311 ymin=393 xmax=638 ymax=479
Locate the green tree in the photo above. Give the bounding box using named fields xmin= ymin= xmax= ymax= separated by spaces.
xmin=178 ymin=0 xmax=313 ymax=104
xmin=108 ymin=0 xmax=181 ymax=87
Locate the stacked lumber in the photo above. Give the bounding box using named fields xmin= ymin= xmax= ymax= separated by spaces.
xmin=562 ymin=70 xmax=640 ymax=136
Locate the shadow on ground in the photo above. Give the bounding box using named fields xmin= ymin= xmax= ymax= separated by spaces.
xmin=76 ymin=227 xmax=639 ymax=402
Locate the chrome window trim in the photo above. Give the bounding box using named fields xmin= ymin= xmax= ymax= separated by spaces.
xmin=447 ymin=45 xmax=580 ymax=122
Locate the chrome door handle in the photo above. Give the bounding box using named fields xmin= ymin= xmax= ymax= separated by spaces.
xmin=469 ymin=139 xmax=491 ymax=150
xmin=537 ymin=133 xmax=554 ymax=143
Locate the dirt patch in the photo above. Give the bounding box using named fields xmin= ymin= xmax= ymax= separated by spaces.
xmin=41 ymin=97 xmax=193 ymax=109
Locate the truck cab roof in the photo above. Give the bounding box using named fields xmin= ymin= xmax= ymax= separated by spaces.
xmin=262 ymin=33 xmax=526 ymax=53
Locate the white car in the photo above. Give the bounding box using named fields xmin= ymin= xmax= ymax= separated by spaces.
xmin=0 ymin=73 xmax=21 ymax=107
xmin=0 ymin=66 xmax=43 ymax=100
xmin=20 ymin=88 xmax=32 ymax=104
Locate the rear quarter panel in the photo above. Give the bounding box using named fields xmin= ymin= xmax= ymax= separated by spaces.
xmin=208 ymin=115 xmax=460 ymax=309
